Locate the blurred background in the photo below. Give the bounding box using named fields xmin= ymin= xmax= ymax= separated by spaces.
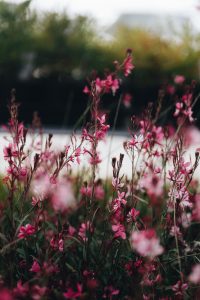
xmin=0 ymin=0 xmax=200 ymax=129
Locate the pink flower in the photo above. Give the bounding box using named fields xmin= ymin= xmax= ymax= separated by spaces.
xmin=193 ymin=194 xmax=200 ymax=221
xmin=174 ymin=75 xmax=185 ymax=84
xmin=31 ymin=173 xmax=51 ymax=200
xmin=3 ymin=143 xmax=18 ymax=160
xmin=31 ymin=285 xmax=47 ymax=300
xmin=83 ymin=85 xmax=90 ymax=94
xmin=188 ymin=264 xmax=200 ymax=284
xmin=0 ymin=289 xmax=13 ymax=300
xmin=130 ymin=229 xmax=164 ymax=258
xmin=123 ymin=51 xmax=134 ymax=77
xmin=58 ymin=238 xmax=64 ymax=252
xmin=172 ymin=281 xmax=188 ymax=296
xmin=104 ymin=75 xmax=119 ymax=95
xmin=166 ymin=84 xmax=175 ymax=95
xmin=64 ymin=283 xmax=83 ymax=299
xmin=139 ymin=173 xmax=163 ymax=198
xmin=80 ymin=186 xmax=92 ymax=197
xmin=103 ymin=286 xmax=120 ymax=299
xmin=127 ymin=208 xmax=140 ymax=222
xmin=112 ymin=224 xmax=126 ymax=240
xmin=51 ymin=181 xmax=76 ymax=212
xmin=78 ymin=221 xmax=92 ymax=242
xmin=13 ymin=280 xmax=29 ymax=297
xmin=95 ymin=77 xmax=103 ymax=93
xmin=30 ymin=261 xmax=41 ymax=273
xmin=174 ymin=102 xmax=183 ymax=117
xmin=18 ymin=224 xmax=36 ymax=239
xmin=95 ymin=185 xmax=105 ymax=200
xmin=68 ymin=225 xmax=76 ymax=236
xmin=122 ymin=93 xmax=132 ymax=108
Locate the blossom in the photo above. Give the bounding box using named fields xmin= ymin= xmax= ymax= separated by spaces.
xmin=30 ymin=261 xmax=41 ymax=273
xmin=18 ymin=224 xmax=36 ymax=239
xmin=31 ymin=285 xmax=47 ymax=300
xmin=78 ymin=221 xmax=92 ymax=242
xmin=13 ymin=281 xmax=29 ymax=298
xmin=172 ymin=281 xmax=188 ymax=296
xmin=188 ymin=264 xmax=200 ymax=284
xmin=31 ymin=173 xmax=51 ymax=200
xmin=63 ymin=284 xmax=83 ymax=299
xmin=130 ymin=229 xmax=164 ymax=258
xmin=139 ymin=173 xmax=163 ymax=198
xmin=122 ymin=93 xmax=132 ymax=108
xmin=0 ymin=289 xmax=13 ymax=300
xmin=112 ymin=224 xmax=126 ymax=240
xmin=123 ymin=51 xmax=134 ymax=77
xmin=174 ymin=75 xmax=185 ymax=84
xmin=83 ymin=85 xmax=90 ymax=94
xmin=51 ymin=181 xmax=76 ymax=212
xmin=127 ymin=208 xmax=140 ymax=222
xmin=103 ymin=286 xmax=120 ymax=298
xmin=3 ymin=143 xmax=18 ymax=160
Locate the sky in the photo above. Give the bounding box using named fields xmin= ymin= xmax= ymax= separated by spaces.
xmin=7 ymin=0 xmax=200 ymax=28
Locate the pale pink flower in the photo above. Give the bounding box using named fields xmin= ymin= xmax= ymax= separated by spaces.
xmin=51 ymin=181 xmax=76 ymax=212
xmin=193 ymin=194 xmax=200 ymax=221
xmin=95 ymin=185 xmax=105 ymax=200
xmin=31 ymin=173 xmax=51 ymax=200
xmin=169 ymin=226 xmax=182 ymax=239
xmin=58 ymin=238 xmax=64 ymax=252
xmin=130 ymin=229 xmax=164 ymax=258
xmin=139 ymin=173 xmax=163 ymax=198
xmin=122 ymin=93 xmax=132 ymax=108
xmin=188 ymin=264 xmax=200 ymax=284
xmin=174 ymin=75 xmax=185 ymax=84
xmin=174 ymin=102 xmax=183 ymax=117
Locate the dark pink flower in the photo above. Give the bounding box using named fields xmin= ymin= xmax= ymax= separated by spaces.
xmin=0 ymin=289 xmax=13 ymax=300
xmin=18 ymin=224 xmax=36 ymax=239
xmin=112 ymin=224 xmax=126 ymax=240
xmin=83 ymin=85 xmax=90 ymax=94
xmin=30 ymin=261 xmax=41 ymax=273
xmin=13 ymin=280 xmax=29 ymax=297
xmin=63 ymin=283 xmax=83 ymax=299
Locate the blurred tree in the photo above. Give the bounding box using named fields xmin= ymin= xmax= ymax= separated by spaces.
xmin=0 ymin=0 xmax=36 ymax=79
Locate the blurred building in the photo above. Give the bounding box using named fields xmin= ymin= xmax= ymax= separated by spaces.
xmin=109 ymin=13 xmax=194 ymax=39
